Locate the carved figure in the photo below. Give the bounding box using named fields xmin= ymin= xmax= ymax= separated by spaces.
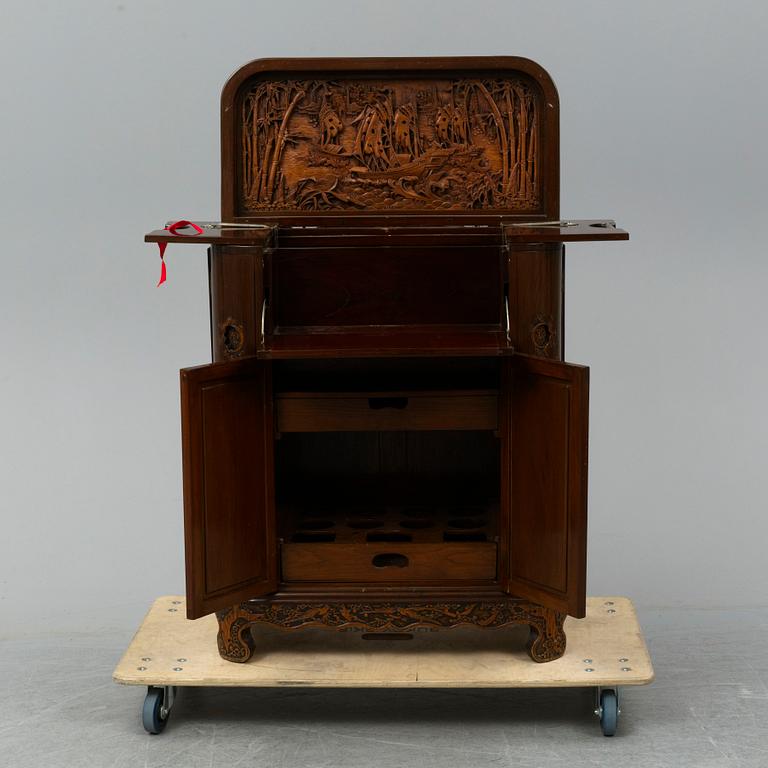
xmin=393 ymin=104 xmax=421 ymax=158
xmin=452 ymin=106 xmax=470 ymax=145
xmin=319 ymin=103 xmax=343 ymax=146
xmin=434 ymin=107 xmax=452 ymax=147
xmin=352 ymin=102 xmax=393 ymax=170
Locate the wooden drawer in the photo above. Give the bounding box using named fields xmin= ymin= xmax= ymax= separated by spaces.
xmin=276 ymin=391 xmax=498 ymax=432
xmin=281 ymin=542 xmax=497 ymax=582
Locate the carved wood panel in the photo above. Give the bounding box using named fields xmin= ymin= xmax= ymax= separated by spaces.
xmin=236 ymin=76 xmax=543 ymax=214
xmin=216 ymin=598 xmax=567 ymax=663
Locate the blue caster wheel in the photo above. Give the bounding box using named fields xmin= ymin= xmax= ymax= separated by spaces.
xmin=599 ymin=689 xmax=619 ymax=737
xmin=142 ymin=686 xmax=175 ymax=734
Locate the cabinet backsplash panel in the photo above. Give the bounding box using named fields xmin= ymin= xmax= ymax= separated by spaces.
xmin=221 ymin=57 xmax=560 ymax=221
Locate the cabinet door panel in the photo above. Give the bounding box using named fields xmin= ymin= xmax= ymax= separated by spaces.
xmin=503 ymin=355 xmax=589 ymax=617
xmin=181 ymin=358 xmax=277 ymax=619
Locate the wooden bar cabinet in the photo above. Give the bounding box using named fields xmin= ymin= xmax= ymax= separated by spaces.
xmin=146 ymin=56 xmax=628 ymax=665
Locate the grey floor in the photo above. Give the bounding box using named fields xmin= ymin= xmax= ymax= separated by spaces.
xmin=1 ymin=607 xmax=767 ymax=768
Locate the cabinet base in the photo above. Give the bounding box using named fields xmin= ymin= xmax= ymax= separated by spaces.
xmin=216 ymin=598 xmax=566 ymax=663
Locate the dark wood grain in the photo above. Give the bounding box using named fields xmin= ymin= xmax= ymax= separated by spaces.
xmin=181 ymin=358 xmax=277 ymax=619
xmin=504 ymin=354 xmax=589 ymax=617
xmin=208 ymin=246 xmax=265 ymax=361
xmin=261 ymin=330 xmax=513 ymax=359
xmin=271 ymin=245 xmax=503 ymax=329
xmin=145 ymin=225 xmax=275 ymax=246
xmin=276 ymin=225 xmax=506 ymax=248
xmin=276 ymin=391 xmax=498 ymax=432
xmin=507 ymin=244 xmax=563 ymax=359
xmin=503 ymin=220 xmax=628 ymax=242
xmin=282 ymin=542 xmax=497 ymax=582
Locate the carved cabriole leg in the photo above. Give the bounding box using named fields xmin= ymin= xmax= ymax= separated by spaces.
xmin=525 ymin=607 xmax=567 ymax=663
xmin=215 ymin=599 xmax=568 ymax=663
xmin=216 ymin=606 xmax=257 ymax=663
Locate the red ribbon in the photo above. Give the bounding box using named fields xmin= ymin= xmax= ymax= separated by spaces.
xmin=157 ymin=220 xmax=204 ymax=286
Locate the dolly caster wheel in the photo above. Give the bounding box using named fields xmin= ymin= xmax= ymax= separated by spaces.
xmin=142 ymin=686 xmax=176 ymax=734
xmin=597 ymin=688 xmax=619 ymax=736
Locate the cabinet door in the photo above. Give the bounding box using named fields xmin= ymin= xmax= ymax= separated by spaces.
xmin=502 ymin=354 xmax=589 ymax=617
xmin=180 ymin=358 xmax=278 ymax=619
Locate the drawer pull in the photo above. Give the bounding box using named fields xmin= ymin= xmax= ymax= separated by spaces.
xmin=371 ymin=553 xmax=409 ymax=568
xmin=367 ymin=397 xmax=408 ymax=410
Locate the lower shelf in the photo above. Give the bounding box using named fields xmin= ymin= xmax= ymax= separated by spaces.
xmin=280 ymin=499 xmax=499 ymax=581
xmin=113 ymin=596 xmax=654 ymax=688
xmin=282 ymin=541 xmax=497 ymax=581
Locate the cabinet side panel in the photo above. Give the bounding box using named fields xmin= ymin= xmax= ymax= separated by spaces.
xmin=209 ymin=246 xmax=264 ymax=361
xmin=507 ymin=244 xmax=563 ymax=360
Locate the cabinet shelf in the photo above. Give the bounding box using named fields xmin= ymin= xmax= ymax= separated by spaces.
xmin=280 ymin=500 xmax=499 ymax=583
xmin=276 ymin=389 xmax=499 ymax=433
xmin=261 ymin=329 xmax=513 ymax=359
xmin=281 ymin=500 xmax=499 ymax=545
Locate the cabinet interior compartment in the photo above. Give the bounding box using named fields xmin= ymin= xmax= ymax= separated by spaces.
xmin=270 ymin=245 xmax=504 ymax=333
xmin=274 ymin=357 xmax=501 ymax=584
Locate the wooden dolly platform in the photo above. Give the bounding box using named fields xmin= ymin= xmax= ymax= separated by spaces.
xmin=114 ymin=595 xmax=653 ymax=736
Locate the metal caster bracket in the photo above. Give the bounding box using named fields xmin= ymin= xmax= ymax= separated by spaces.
xmin=159 ymin=685 xmax=176 ymax=719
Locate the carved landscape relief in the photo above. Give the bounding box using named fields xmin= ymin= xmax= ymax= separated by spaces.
xmin=239 ymin=77 xmax=541 ymax=212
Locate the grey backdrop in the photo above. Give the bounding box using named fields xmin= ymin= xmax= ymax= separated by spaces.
xmin=1 ymin=0 xmax=766 ymax=636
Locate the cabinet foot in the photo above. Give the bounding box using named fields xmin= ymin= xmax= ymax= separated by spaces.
xmin=216 ymin=598 xmax=567 ymax=663
xmin=216 ymin=611 xmax=257 ymax=663
xmin=526 ymin=609 xmax=567 ymax=662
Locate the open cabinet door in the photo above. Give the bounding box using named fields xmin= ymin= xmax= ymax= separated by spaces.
xmin=180 ymin=358 xmax=278 ymax=619
xmin=503 ymin=354 xmax=589 ymax=618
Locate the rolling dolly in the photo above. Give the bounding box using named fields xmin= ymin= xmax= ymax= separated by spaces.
xmin=114 ymin=595 xmax=653 ymax=737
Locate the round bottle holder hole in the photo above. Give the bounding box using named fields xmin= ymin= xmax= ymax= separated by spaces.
xmin=401 ymin=506 xmax=434 ymax=518
xmin=399 ymin=519 xmax=434 ymax=529
xmin=347 ymin=518 xmax=384 ymax=529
